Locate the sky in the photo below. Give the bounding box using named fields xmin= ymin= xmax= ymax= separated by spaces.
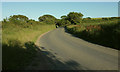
xmin=2 ymin=2 xmax=118 ymax=21
xmin=1 ymin=0 xmax=120 ymax=2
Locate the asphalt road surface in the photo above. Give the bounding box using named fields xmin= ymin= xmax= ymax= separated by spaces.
xmin=39 ymin=27 xmax=118 ymax=70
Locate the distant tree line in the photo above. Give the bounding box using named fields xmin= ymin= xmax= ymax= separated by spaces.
xmin=2 ymin=12 xmax=120 ymax=27
xmin=2 ymin=15 xmax=41 ymax=28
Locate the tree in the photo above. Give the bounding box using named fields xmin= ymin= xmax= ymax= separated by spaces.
xmin=67 ymin=12 xmax=83 ymax=25
xmin=7 ymin=15 xmax=29 ymax=25
xmin=61 ymin=15 xmax=67 ymax=20
xmin=38 ymin=15 xmax=57 ymax=24
xmin=57 ymin=19 xmax=71 ymax=26
xmin=83 ymin=17 xmax=91 ymax=21
xmin=86 ymin=17 xmax=91 ymax=19
xmin=102 ymin=18 xmax=109 ymax=20
xmin=3 ymin=19 xmax=7 ymax=23
xmin=9 ymin=15 xmax=29 ymax=22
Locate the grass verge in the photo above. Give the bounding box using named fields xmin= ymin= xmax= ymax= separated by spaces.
xmin=66 ymin=19 xmax=120 ymax=50
xmin=2 ymin=22 xmax=55 ymax=70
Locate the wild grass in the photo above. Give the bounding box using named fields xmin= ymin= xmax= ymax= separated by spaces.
xmin=2 ymin=23 xmax=55 ymax=44
xmin=82 ymin=18 xmax=118 ymax=26
xmin=2 ymin=21 xmax=55 ymax=70
xmin=66 ymin=18 xmax=120 ymax=50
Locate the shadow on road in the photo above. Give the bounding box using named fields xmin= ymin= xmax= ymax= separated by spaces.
xmin=26 ymin=45 xmax=87 ymax=70
xmin=2 ymin=39 xmax=86 ymax=70
xmin=2 ymin=34 xmax=119 ymax=72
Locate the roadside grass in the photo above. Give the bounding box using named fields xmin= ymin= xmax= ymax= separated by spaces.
xmin=2 ymin=21 xmax=55 ymax=70
xmin=2 ymin=23 xmax=55 ymax=44
xmin=66 ymin=18 xmax=120 ymax=50
xmin=82 ymin=18 xmax=118 ymax=26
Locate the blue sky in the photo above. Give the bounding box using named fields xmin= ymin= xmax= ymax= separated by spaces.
xmin=2 ymin=2 xmax=118 ymax=21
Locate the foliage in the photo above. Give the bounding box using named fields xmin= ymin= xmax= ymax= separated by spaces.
xmin=82 ymin=17 xmax=119 ymax=26
xmin=3 ymin=40 xmax=38 ymax=70
xmin=61 ymin=15 xmax=67 ymax=20
xmin=9 ymin=15 xmax=29 ymax=22
xmin=66 ymin=18 xmax=120 ymax=50
xmin=83 ymin=17 xmax=91 ymax=21
xmin=2 ymin=15 xmax=55 ymax=70
xmin=57 ymin=19 xmax=71 ymax=27
xmin=38 ymin=14 xmax=57 ymax=24
xmin=66 ymin=12 xmax=83 ymax=25
xmin=56 ymin=12 xmax=84 ymax=27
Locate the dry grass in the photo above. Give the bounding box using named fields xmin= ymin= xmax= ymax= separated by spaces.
xmin=2 ymin=22 xmax=55 ymax=70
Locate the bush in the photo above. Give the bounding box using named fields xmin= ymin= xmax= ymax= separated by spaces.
xmin=66 ymin=19 xmax=119 ymax=50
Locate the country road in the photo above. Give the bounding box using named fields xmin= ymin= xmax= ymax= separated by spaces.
xmin=39 ymin=27 xmax=118 ymax=70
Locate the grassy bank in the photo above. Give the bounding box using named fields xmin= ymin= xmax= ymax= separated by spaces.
xmin=2 ymin=21 xmax=55 ymax=70
xmin=66 ymin=18 xmax=120 ymax=50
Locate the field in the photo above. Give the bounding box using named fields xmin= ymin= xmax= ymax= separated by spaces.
xmin=2 ymin=20 xmax=55 ymax=70
xmin=66 ymin=18 xmax=120 ymax=50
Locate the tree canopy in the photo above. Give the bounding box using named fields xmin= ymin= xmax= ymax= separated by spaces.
xmin=67 ymin=12 xmax=83 ymax=24
xmin=61 ymin=15 xmax=67 ymax=20
xmin=38 ymin=15 xmax=57 ymax=24
xmin=9 ymin=15 xmax=29 ymax=22
xmin=56 ymin=12 xmax=84 ymax=27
